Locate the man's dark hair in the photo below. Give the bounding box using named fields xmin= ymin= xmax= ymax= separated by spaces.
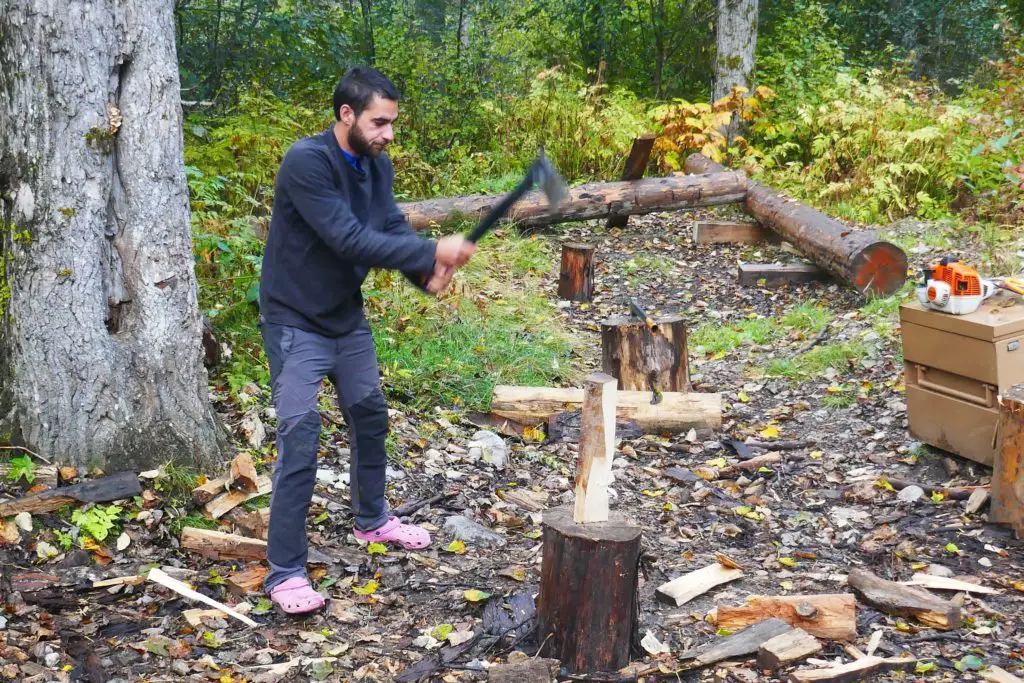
xmin=333 ymin=67 xmax=400 ymax=120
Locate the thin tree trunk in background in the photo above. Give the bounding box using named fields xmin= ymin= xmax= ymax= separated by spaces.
xmin=416 ymin=0 xmax=446 ymax=45
xmin=713 ymin=0 xmax=758 ymax=138
xmin=0 ymin=0 xmax=229 ymax=469
xmin=359 ymin=0 xmax=376 ymax=63
xmin=457 ymin=0 xmax=471 ymax=56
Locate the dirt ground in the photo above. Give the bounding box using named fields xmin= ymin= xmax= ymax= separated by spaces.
xmin=1 ymin=208 xmax=1022 ymax=683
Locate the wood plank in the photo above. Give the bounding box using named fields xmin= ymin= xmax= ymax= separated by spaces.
xmin=847 ymin=569 xmax=961 ymax=630
xmin=709 ymin=594 xmax=856 ymax=641
xmin=903 ymin=572 xmax=998 ymax=595
xmin=655 ymin=563 xmax=743 ymax=607
xmin=738 ymin=263 xmax=830 ymax=287
xmin=0 ymin=470 xmax=141 ymax=517
xmin=606 ymin=134 xmax=657 ymax=229
xmin=682 ymin=618 xmax=793 ymax=666
xmin=574 ymin=373 xmax=616 ymax=523
xmin=490 ymin=385 xmax=721 ymax=434
xmin=229 ymin=453 xmax=259 ymax=493
xmin=180 ymin=526 xmax=267 ymax=562
xmin=693 ymin=221 xmax=777 ymax=245
xmin=204 ymin=475 xmax=271 ymax=520
xmin=758 ymin=628 xmax=822 ymax=670
xmin=788 ymin=655 xmax=916 ymax=682
xmin=147 ymin=568 xmax=257 ymax=628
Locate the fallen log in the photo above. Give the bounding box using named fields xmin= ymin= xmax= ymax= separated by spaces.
xmin=399 ymin=171 xmax=748 ymax=231
xmin=490 ymin=385 xmax=721 ymax=434
xmin=204 ymin=475 xmax=271 ymax=520
xmin=708 ymin=594 xmax=857 ymax=641
xmin=0 ymin=463 xmax=58 ymax=489
xmin=180 ymin=526 xmax=267 ymax=562
xmin=788 ymin=655 xmax=916 ymax=683
xmin=847 ymin=568 xmax=962 ymax=629
xmin=0 ymin=470 xmax=141 ymax=517
xmin=684 ymin=154 xmax=907 ymax=296
xmin=488 ymin=657 xmax=559 ymax=683
xmin=693 ymin=220 xmax=777 ymax=245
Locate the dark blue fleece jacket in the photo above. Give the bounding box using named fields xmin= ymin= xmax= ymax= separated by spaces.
xmin=259 ymin=128 xmax=437 ymax=337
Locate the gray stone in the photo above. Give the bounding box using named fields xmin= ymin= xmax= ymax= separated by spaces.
xmin=926 ymin=564 xmax=955 ymax=578
xmin=469 ymin=430 xmax=508 ymax=469
xmin=443 ymin=515 xmax=506 ymax=547
xmin=897 ymin=485 xmax=925 ymax=503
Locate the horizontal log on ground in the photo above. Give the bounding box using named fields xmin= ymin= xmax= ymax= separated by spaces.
xmin=738 ymin=263 xmax=831 ymax=287
xmin=490 ymin=385 xmax=721 ymax=434
xmin=684 ymin=154 xmax=907 ymax=296
xmin=399 ymin=172 xmax=748 ymax=230
xmin=693 ymin=221 xmax=778 ymax=245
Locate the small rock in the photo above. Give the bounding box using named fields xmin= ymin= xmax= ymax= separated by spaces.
xmin=336 ymin=447 xmax=351 ymax=458
xmin=385 ymin=466 xmax=406 ymax=481
xmin=926 ymin=564 xmax=954 ymax=578
xmin=829 ymin=507 xmax=870 ymax=528
xmin=239 ymin=408 xmax=266 ymax=449
xmin=315 ymin=469 xmax=338 ymax=485
xmin=897 ymin=485 xmax=925 ymax=503
xmin=469 ymin=430 xmax=508 ymax=469
xmin=0 ymin=615 xmax=6 ymax=629
xmin=14 ymin=512 xmax=32 ymax=532
xmin=256 ymin=651 xmax=274 ymax=665
xmin=171 ymin=660 xmax=190 ymax=676
xmin=443 ymin=515 xmax=506 ymax=547
xmin=466 ymin=447 xmax=482 ymax=462
xmin=979 ymin=557 xmax=992 ymax=568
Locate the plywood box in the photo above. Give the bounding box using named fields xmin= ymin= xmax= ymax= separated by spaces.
xmin=901 ymin=298 xmax=1024 ymax=465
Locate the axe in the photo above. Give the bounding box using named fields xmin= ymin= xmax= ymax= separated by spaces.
xmin=465 ymin=149 xmax=569 ymax=243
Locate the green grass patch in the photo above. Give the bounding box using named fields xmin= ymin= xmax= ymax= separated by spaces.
xmin=622 ymin=253 xmax=675 ymax=277
xmin=781 ymin=300 xmax=832 ymax=333
xmin=765 ymin=339 xmax=870 ymax=379
xmin=168 ymin=513 xmax=220 ymax=537
xmin=821 ymin=392 xmax=857 ymax=409
xmin=691 ymin=317 xmax=783 ymax=355
xmin=243 ymin=493 xmax=271 ymax=511
xmin=366 ymin=235 xmax=575 ymax=410
xmin=153 ymin=463 xmax=201 ymax=506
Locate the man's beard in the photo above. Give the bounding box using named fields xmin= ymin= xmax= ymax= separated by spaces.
xmin=348 ymin=126 xmax=383 ymax=158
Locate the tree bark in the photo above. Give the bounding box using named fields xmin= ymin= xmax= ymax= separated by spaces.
xmin=994 ymin=385 xmax=1024 ymax=538
xmin=714 ymin=0 xmax=759 ymax=102
xmin=400 ymin=171 xmax=747 ymax=231
xmin=0 ymin=0 xmax=228 ymax=469
xmin=601 ymin=315 xmax=690 ymax=393
xmin=557 ymin=243 xmax=595 ymax=302
xmin=536 ymin=504 xmax=641 ymax=674
xmin=684 ymin=154 xmax=907 ymax=296
xmin=606 ymin=134 xmax=656 ymax=229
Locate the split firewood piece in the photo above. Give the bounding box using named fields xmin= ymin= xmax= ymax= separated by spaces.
xmin=847 ymin=569 xmax=962 ymax=630
xmin=488 ymin=657 xmax=560 ymax=682
xmin=994 ymin=385 xmax=1024 ymax=537
xmin=182 ymin=603 xmax=253 ymax=628
xmin=788 ymin=655 xmax=917 ymax=682
xmin=655 ymin=562 xmax=744 ymax=607
xmin=147 ymin=567 xmax=257 ymax=627
xmin=228 ymin=507 xmax=271 ymax=540
xmin=0 ymin=470 xmax=141 ymax=517
xmin=734 ymin=452 xmax=783 ymax=472
xmin=192 ymin=476 xmax=231 ymax=505
xmin=681 ymin=618 xmax=793 ymax=667
xmin=982 ymin=666 xmax=1024 ymax=683
xmin=708 ymin=594 xmax=856 ymax=641
xmin=574 ymin=373 xmax=617 ymax=523
xmin=226 ymin=564 xmax=268 ymax=595
xmin=757 ymin=628 xmax=822 ymax=670
xmin=204 ymin=475 xmax=272 ymax=519
xmin=229 ymin=453 xmax=259 ymax=493
xmin=91 ymin=575 xmax=145 ymax=589
xmin=496 ymin=488 xmax=548 ymax=513
xmin=180 ymin=526 xmax=267 ymax=562
xmin=903 ymin=572 xmax=998 ymax=595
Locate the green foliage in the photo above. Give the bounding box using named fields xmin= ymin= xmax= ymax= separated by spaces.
xmin=71 ymin=504 xmax=123 ymax=543
xmin=153 ymin=462 xmax=201 ymax=505
xmin=691 ymin=317 xmax=783 ymax=355
xmin=4 ymin=454 xmax=36 ymax=484
xmin=781 ymin=300 xmax=832 ymax=332
xmin=765 ymin=339 xmax=870 ymax=379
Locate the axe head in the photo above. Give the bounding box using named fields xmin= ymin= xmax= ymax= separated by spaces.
xmin=529 ymin=149 xmax=569 ymax=211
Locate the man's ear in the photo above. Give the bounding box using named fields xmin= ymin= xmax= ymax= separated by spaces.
xmin=339 ymin=104 xmax=355 ymax=126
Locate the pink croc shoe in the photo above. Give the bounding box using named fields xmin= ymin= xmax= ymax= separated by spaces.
xmin=269 ymin=577 xmax=325 ymax=615
xmin=354 ymin=516 xmax=431 ymax=550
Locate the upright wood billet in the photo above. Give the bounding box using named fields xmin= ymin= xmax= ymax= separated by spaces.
xmin=995 ymin=384 xmax=1024 ymax=538
xmin=399 ymin=171 xmax=748 ymax=230
xmin=557 ymin=243 xmax=595 ymax=302
xmin=601 ymin=315 xmax=690 ymax=393
xmin=536 ymin=504 xmax=641 ymax=674
xmin=574 ymin=373 xmax=617 ymax=523
xmin=684 ymin=154 xmax=907 ymax=296
xmin=606 ymin=134 xmax=657 ymax=229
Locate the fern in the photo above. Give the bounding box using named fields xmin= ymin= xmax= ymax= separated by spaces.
xmin=71 ymin=504 xmax=122 ymax=542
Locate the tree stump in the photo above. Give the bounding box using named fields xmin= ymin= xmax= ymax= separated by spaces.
xmin=601 ymin=315 xmax=690 ymax=393
xmin=994 ymin=385 xmax=1024 ymax=538
xmin=536 ymin=504 xmax=641 ymax=674
xmin=557 ymin=243 xmax=595 ymax=302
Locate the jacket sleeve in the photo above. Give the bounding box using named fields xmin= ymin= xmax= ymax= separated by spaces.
xmin=281 ymin=145 xmax=437 ymax=273
xmin=381 ymin=159 xmax=436 ymax=292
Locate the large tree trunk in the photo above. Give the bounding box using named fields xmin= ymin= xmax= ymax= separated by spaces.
xmin=713 ymin=0 xmax=759 ymax=101
xmin=0 ymin=0 xmax=228 ymax=469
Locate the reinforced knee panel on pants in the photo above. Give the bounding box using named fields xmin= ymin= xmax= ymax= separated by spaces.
xmin=346 ymin=389 xmax=390 ymax=531
xmin=347 ymin=390 xmax=388 ymax=437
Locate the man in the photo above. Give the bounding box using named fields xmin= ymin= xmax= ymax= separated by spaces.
xmin=258 ymin=67 xmax=476 ymax=614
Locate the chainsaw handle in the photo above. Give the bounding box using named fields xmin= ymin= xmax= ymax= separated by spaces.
xmin=466 ymin=168 xmax=535 ymax=243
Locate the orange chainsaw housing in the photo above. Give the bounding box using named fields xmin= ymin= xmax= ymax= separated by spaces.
xmin=926 ymin=261 xmax=982 ymax=301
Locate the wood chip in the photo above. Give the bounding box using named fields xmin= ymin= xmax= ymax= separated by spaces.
xmin=788 ymin=655 xmax=916 ymax=682
xmin=758 ymin=628 xmax=822 ymax=670
xmin=655 ymin=563 xmax=743 ymax=606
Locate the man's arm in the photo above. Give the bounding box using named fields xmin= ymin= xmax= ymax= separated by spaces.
xmin=381 ymin=189 xmax=437 ymax=291
xmin=283 ymin=145 xmax=437 ymax=273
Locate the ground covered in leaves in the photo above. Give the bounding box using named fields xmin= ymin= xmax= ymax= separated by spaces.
xmin=2 ymin=209 xmax=1023 ymax=682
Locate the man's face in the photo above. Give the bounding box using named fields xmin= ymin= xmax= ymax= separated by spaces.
xmin=343 ymin=95 xmax=397 ymax=157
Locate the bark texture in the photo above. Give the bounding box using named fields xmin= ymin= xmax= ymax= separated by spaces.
xmin=713 ymin=0 xmax=759 ymax=102
xmin=0 ymin=0 xmax=227 ymax=469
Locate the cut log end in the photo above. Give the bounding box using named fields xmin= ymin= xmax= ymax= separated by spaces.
xmin=851 ymin=242 xmax=910 ymax=297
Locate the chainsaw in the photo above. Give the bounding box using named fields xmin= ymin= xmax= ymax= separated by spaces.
xmin=916 ymin=257 xmax=995 ymax=315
